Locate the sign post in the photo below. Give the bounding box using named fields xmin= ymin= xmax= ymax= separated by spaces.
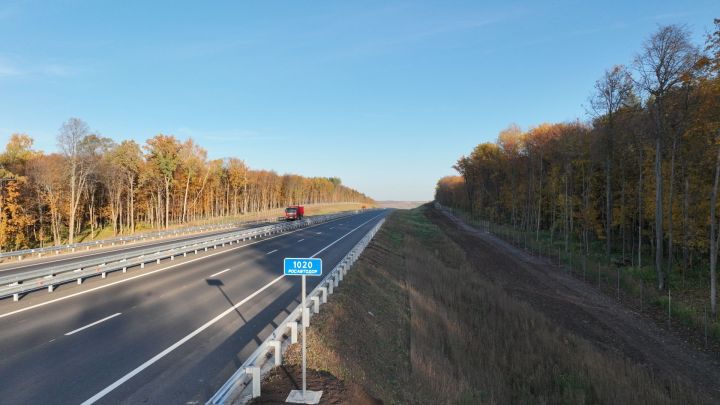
xmin=284 ymin=257 xmax=323 ymax=404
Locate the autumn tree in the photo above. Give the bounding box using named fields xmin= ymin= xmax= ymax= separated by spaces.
xmin=590 ymin=65 xmax=634 ymax=263
xmin=57 ymin=118 xmax=92 ymax=244
xmin=145 ymin=135 xmax=181 ymax=229
xmin=634 ymin=25 xmax=697 ymax=290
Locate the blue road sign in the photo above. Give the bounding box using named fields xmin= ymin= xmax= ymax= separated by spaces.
xmin=284 ymin=258 xmax=323 ymax=276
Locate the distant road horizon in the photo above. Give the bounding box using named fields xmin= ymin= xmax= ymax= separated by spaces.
xmin=376 ymin=201 xmax=429 ymax=209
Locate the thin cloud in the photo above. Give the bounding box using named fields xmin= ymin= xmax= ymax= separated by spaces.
xmin=643 ymin=11 xmax=697 ymax=21
xmin=39 ymin=63 xmax=87 ymax=77
xmin=176 ymin=127 xmax=286 ymax=143
xmin=0 ymin=61 xmax=23 ymax=77
xmin=0 ymin=55 xmax=88 ymax=79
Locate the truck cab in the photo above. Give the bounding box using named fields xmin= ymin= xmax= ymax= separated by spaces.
xmin=285 ymin=205 xmax=304 ymax=221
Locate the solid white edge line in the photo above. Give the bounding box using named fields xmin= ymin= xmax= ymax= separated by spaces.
xmin=65 ymin=313 xmax=122 ymax=336
xmin=81 ymin=211 xmax=385 ymax=404
xmin=297 ymin=239 xmax=305 ymax=243
xmin=0 ymin=215 xmax=347 ymax=320
xmin=80 ymin=275 xmax=286 ymax=405
xmin=209 ymin=268 xmax=231 ymax=278
xmin=266 ymin=249 xmax=278 ymax=255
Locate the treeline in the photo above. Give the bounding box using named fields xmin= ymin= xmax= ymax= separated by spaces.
xmin=0 ymin=119 xmax=373 ymax=249
xmin=436 ymin=22 xmax=720 ymax=312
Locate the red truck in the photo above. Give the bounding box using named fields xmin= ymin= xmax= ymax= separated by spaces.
xmin=284 ymin=205 xmax=305 ymax=221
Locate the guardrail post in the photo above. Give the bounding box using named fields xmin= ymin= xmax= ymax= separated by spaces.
xmin=48 ymin=284 xmax=54 ymax=292
xmin=122 ymin=266 xmax=127 ymax=273
xmin=156 ymin=258 xmax=160 ymax=264
xmin=333 ymin=274 xmax=339 ymax=288
xmin=77 ymin=278 xmax=83 ymax=285
xmin=245 ymin=367 xmax=261 ymax=398
xmin=102 ymin=272 xmax=107 ymax=279
xmin=311 ymin=296 xmax=320 ymax=313
xmin=13 ymin=293 xmax=19 ymax=301
xmin=303 ymin=307 xmax=310 ymax=327
xmin=328 ymin=281 xmax=334 ymax=295
xmin=268 ymin=340 xmax=281 ymax=366
xmin=170 ymin=255 xmax=174 ymax=261
xmin=286 ymin=321 xmax=298 ymax=343
xmin=18 ymin=255 xmax=23 ymax=261
xmin=141 ymin=262 xmax=145 ymax=269
xmin=319 ymin=287 xmax=328 ymax=303
xmin=338 ymin=269 xmax=344 ymax=281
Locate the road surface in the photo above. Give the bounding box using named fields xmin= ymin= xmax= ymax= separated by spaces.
xmin=0 ymin=209 xmax=389 ymax=404
xmin=0 ymin=221 xmax=277 ymax=278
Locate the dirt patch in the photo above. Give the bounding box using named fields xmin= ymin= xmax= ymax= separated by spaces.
xmin=248 ymin=364 xmax=381 ymax=405
xmin=429 ymin=205 xmax=720 ymax=402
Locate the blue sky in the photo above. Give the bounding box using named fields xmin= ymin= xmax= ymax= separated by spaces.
xmin=0 ymin=1 xmax=717 ymax=201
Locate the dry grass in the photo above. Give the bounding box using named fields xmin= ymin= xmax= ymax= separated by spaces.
xmin=283 ymin=206 xmax=706 ymax=404
xmin=75 ymin=202 xmax=368 ymax=243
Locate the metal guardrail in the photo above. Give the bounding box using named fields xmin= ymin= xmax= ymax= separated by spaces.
xmin=1 ymin=213 xmax=354 ymax=301
xmin=207 ymin=217 xmax=385 ymax=404
xmin=0 ymin=219 xmax=277 ymax=261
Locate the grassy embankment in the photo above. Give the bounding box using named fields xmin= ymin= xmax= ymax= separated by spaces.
xmin=446 ymin=207 xmax=720 ymax=349
xmin=269 ymin=206 xmax=701 ymax=404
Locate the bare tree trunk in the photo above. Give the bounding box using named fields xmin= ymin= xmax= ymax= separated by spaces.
xmin=683 ymin=174 xmax=689 ymax=277
xmin=69 ymin=172 xmax=76 ymax=244
xmin=164 ymin=178 xmax=170 ymax=229
xmin=654 ymin=129 xmax=664 ymax=290
xmin=710 ymin=141 xmax=720 ymax=316
xmin=667 ymin=134 xmax=678 ymax=276
xmin=606 ymin=150 xmax=612 ymax=263
xmin=182 ymin=175 xmax=190 ymax=223
xmin=638 ymin=157 xmax=643 ymax=270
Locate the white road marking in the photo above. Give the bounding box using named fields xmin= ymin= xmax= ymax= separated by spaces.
xmin=80 ymin=276 xmax=285 ymax=405
xmin=0 ymin=216 xmax=346 ymax=320
xmin=266 ymin=249 xmax=278 ymax=255
xmin=297 ymin=239 xmax=305 ymax=243
xmin=329 ymin=227 xmax=335 ymax=230
xmin=65 ymin=313 xmax=122 ymax=336
xmin=311 ymin=213 xmax=383 ymax=258
xmin=81 ymin=212 xmax=385 ymax=404
xmin=209 ymin=268 xmax=231 ymax=278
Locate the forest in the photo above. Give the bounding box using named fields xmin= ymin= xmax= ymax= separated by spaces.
xmin=0 ymin=120 xmax=373 ymax=250
xmin=436 ymin=21 xmax=720 ymax=315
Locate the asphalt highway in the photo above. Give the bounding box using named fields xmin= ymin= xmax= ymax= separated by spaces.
xmin=0 ymin=220 xmax=277 ymax=277
xmin=0 ymin=209 xmax=389 ymax=404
